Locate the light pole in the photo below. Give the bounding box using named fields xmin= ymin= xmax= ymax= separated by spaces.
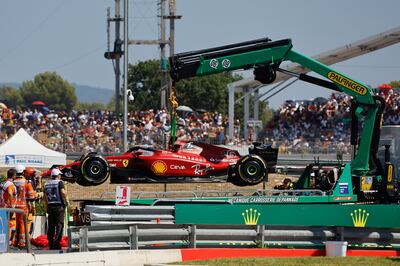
xmin=123 ymin=0 xmax=129 ymax=152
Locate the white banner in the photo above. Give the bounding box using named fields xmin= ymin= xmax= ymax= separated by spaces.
xmin=1 ymin=154 xmax=45 ymax=167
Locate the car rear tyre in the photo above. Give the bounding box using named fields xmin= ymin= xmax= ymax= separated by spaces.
xmin=78 ymin=155 xmax=110 ymax=186
xmin=234 ymin=155 xmax=267 ymax=186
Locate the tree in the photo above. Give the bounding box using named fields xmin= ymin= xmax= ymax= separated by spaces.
xmin=127 ymin=60 xmax=162 ymax=111
xmin=75 ymin=102 xmax=106 ymax=111
xmin=127 ymin=59 xmax=242 ymax=113
xmin=389 ymin=80 xmax=400 ymax=88
xmin=0 ymin=86 xmax=23 ymax=108
xmin=20 ymin=72 xmax=77 ymax=111
xmin=260 ymin=101 xmax=274 ymax=124
xmin=175 ymin=73 xmax=241 ymax=113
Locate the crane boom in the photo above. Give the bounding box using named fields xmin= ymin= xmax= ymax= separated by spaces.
xmin=169 ymin=37 xmax=383 ymax=178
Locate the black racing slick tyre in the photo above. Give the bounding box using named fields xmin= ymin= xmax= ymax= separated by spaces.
xmin=78 ymin=155 xmax=110 ymax=186
xmin=234 ymin=155 xmax=267 ymax=186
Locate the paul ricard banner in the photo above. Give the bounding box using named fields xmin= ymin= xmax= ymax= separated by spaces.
xmin=2 ymin=154 xmax=44 ymax=167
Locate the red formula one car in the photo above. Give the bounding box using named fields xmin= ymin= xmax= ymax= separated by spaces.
xmin=42 ymin=142 xmax=278 ymax=186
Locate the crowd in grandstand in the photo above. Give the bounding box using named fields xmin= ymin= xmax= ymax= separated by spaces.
xmin=263 ymin=88 xmax=400 ymax=153
xmin=262 ymin=93 xmax=352 ymax=154
xmin=0 ymin=107 xmax=231 ymax=153
xmin=0 ymin=88 xmax=399 ymax=154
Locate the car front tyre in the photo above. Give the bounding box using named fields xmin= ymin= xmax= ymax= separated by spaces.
xmin=78 ymin=155 xmax=110 ymax=186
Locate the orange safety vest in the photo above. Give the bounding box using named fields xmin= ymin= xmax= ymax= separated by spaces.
xmin=0 ymin=180 xmax=17 ymax=208
xmin=13 ymin=176 xmax=35 ymax=208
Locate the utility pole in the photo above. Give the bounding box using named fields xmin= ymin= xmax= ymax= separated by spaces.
xmin=160 ymin=0 xmax=167 ymax=109
xmin=115 ymin=0 xmax=122 ymax=118
xmin=169 ymin=0 xmax=176 ymax=58
xmin=129 ymin=0 xmax=182 ymax=108
xmin=105 ymin=0 xmax=181 ymax=150
xmin=123 ymin=0 xmax=129 ymax=152
xmin=106 ymin=0 xmax=181 ymax=111
xmin=166 ymin=0 xmax=181 ymax=101
xmin=105 ymin=0 xmax=123 ymax=117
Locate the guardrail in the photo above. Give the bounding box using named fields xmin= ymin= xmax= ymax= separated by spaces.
xmin=68 ymin=223 xmax=400 ymax=252
xmin=99 ymin=188 xmax=325 ymax=201
xmin=86 ymin=205 xmax=175 ymax=226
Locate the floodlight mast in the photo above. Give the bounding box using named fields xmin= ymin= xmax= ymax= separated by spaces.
xmin=169 ymin=37 xmax=383 ymax=177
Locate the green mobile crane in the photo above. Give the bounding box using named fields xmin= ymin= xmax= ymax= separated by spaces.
xmin=169 ymin=37 xmax=399 ymax=205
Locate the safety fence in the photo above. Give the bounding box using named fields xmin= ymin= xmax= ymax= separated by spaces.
xmin=68 ymin=223 xmax=400 ymax=252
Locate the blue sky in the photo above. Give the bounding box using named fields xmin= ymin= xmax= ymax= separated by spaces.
xmin=1 ymin=0 xmax=399 ymax=108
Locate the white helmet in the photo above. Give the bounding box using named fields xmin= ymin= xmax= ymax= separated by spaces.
xmin=51 ymin=168 xmax=62 ymax=177
xmin=15 ymin=164 xmax=25 ymax=174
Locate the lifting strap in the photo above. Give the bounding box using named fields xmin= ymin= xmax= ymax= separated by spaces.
xmin=169 ymin=81 xmax=179 ymax=150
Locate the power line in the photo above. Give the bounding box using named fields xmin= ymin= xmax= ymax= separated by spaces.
xmin=131 ymin=0 xmax=158 ymax=35
xmin=0 ymin=1 xmax=67 ymax=64
xmin=53 ymin=47 xmax=103 ymax=70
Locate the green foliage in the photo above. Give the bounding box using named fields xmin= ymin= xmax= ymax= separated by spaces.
xmin=127 ymin=60 xmax=162 ymax=110
xmin=107 ymin=96 xmax=124 ymax=115
xmin=127 ymin=59 xmax=243 ymax=113
xmin=389 ymin=80 xmax=400 ymax=88
xmin=260 ymin=101 xmax=274 ymax=124
xmin=35 ymin=200 xmax=46 ymax=216
xmin=20 ymin=72 xmax=77 ymax=112
xmin=75 ymin=101 xmax=106 ymax=111
xmin=176 ymin=73 xmax=242 ymax=113
xmin=0 ymin=86 xmax=24 ymax=108
xmin=232 ymin=94 xmax=273 ymax=125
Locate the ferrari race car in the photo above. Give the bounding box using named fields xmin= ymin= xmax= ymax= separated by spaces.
xmin=42 ymin=142 xmax=278 ymax=186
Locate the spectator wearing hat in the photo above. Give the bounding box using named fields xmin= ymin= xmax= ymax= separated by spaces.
xmin=43 ymin=168 xmax=69 ymax=250
xmin=12 ymin=164 xmax=36 ymax=248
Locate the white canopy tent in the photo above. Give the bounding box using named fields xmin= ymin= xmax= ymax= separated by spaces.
xmin=0 ymin=128 xmax=66 ymax=168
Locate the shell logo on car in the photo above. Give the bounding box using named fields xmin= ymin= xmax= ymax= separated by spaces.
xmin=151 ymin=160 xmax=167 ymax=175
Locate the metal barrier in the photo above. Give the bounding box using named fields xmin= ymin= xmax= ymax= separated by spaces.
xmin=68 ymin=223 xmax=400 ymax=252
xmin=1 ymin=208 xmax=31 ymax=253
xmin=99 ymin=188 xmax=325 ymax=203
xmin=100 ymin=190 xmax=198 ymax=200
xmin=100 ymin=189 xmax=262 ymax=200
xmin=86 ymin=205 xmax=175 ymax=226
